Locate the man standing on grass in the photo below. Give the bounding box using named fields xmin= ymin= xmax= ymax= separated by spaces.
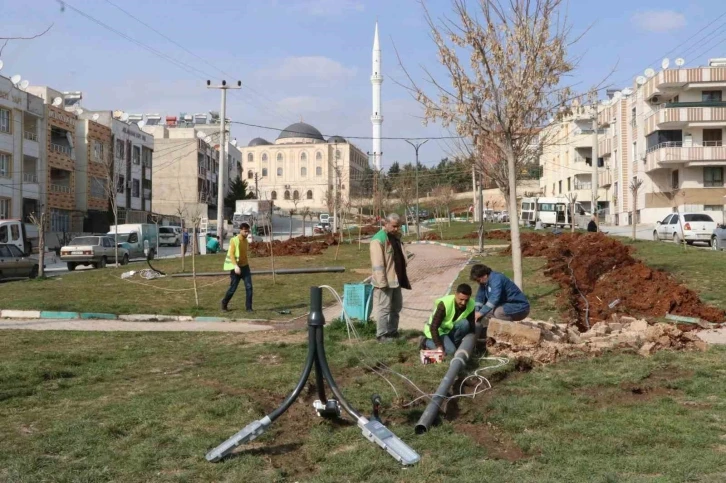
xmin=182 ymin=228 xmax=189 ymax=256
xmin=221 ymin=223 xmax=253 ymax=312
xmin=370 ymin=213 xmax=411 ymax=342
xmin=421 ymin=284 xmax=477 ymax=356
xmin=470 ymin=264 xmax=530 ymax=324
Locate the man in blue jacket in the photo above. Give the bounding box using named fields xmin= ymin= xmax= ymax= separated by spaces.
xmin=470 ymin=264 xmax=530 ymax=323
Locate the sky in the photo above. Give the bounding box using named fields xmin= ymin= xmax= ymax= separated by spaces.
xmin=1 ymin=0 xmax=725 ymax=170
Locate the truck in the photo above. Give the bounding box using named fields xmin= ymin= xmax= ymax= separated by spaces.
xmin=520 ymin=197 xmax=589 ymax=228
xmin=107 ymin=223 xmax=159 ymax=259
xmin=0 ymin=219 xmax=37 ymax=257
xmin=233 ymin=200 xmax=272 ymax=236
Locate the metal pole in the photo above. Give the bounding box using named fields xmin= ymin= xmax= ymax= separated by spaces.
xmin=404 ymin=139 xmax=428 ymax=239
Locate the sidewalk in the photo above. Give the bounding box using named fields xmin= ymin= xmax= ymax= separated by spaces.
xmin=0 ymin=318 xmax=271 ymax=333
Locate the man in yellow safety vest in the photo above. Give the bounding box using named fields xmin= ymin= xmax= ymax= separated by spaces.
xmin=221 ymin=223 xmax=252 ymax=312
xmin=422 ymin=284 xmax=477 ymax=356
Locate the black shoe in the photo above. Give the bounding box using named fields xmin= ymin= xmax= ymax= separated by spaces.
xmin=377 ymin=336 xmax=395 ymax=344
xmin=246 ymin=308 xmax=254 ymax=313
xmin=220 ymin=300 xmax=228 ymax=312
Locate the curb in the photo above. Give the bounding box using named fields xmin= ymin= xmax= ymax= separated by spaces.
xmin=407 ymin=240 xmax=480 ymax=254
xmin=0 ymin=309 xmax=261 ymax=324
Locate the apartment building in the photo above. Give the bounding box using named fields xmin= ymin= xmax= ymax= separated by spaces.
xmin=74 ymin=116 xmax=113 ymax=232
xmin=0 ymin=75 xmax=46 ymax=223
xmin=600 ymin=58 xmax=726 ymax=225
xmin=538 ymin=101 xmax=609 ymax=214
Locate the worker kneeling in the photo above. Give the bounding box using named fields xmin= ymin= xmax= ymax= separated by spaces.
xmin=423 ymin=284 xmax=477 ymax=356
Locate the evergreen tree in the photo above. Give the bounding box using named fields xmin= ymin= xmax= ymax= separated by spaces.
xmin=224 ymin=176 xmax=254 ymax=210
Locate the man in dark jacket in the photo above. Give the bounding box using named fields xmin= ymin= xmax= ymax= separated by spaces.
xmin=470 ymin=264 xmax=530 ymax=322
xmin=587 ymin=216 xmax=598 ymax=233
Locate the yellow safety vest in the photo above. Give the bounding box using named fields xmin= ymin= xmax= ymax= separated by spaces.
xmin=423 ymin=295 xmax=475 ymax=339
xmin=223 ymin=236 xmax=248 ymax=270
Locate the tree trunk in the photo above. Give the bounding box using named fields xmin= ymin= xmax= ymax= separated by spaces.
xmin=302 ymin=218 xmax=306 ymax=237
xmin=632 ymin=196 xmax=637 ymax=242
xmin=38 ymin=213 xmax=45 ymax=278
xmin=192 ymin=227 xmax=199 ymax=306
xmin=570 ymin=203 xmax=575 ymax=233
xmin=269 ymin=216 xmax=276 ymax=284
xmin=289 ymin=215 xmax=293 ymax=240
xmin=181 ymin=220 xmax=185 ymax=272
xmin=506 ymin=148 xmax=524 ymax=289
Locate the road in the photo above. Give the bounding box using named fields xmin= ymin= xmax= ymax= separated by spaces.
xmin=601 ymin=223 xmax=713 ymax=249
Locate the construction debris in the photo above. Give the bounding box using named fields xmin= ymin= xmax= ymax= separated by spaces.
xmin=486 ymin=317 xmax=714 ymax=365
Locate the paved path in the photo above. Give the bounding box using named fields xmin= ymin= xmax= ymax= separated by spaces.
xmin=0 ymin=318 xmax=271 ymax=333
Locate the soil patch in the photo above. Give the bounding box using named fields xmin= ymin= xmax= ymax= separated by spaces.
xmin=455 ymin=423 xmax=528 ymax=461
xmin=422 ymin=232 xmax=442 ymax=241
xmin=463 ymin=229 xmax=511 ymax=240
xmin=505 ymin=232 xmax=725 ymax=328
xmin=249 ymin=236 xmax=337 ymax=257
xmin=574 ymin=368 xmax=689 ymax=407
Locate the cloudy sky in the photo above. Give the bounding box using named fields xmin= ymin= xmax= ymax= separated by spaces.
xmin=1 ymin=0 xmax=723 ymax=170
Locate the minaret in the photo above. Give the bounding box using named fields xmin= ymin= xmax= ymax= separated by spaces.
xmin=371 ymin=22 xmax=383 ymax=171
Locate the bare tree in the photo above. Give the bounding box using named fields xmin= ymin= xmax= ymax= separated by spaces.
xmin=629 ymin=178 xmax=644 ymax=242
xmin=300 ymin=206 xmax=311 ymax=237
xmin=431 ymin=185 xmax=450 ymax=239
xmin=400 ymin=0 xmax=579 ymax=289
xmin=440 ymin=184 xmax=456 ymax=227
xmin=289 ymin=193 xmax=302 ymax=239
xmin=566 ymin=193 xmax=578 ymax=233
xmin=102 ymin=145 xmax=123 ymax=265
xmin=393 ymin=170 xmax=416 ymax=232
xmin=28 ymin=208 xmax=46 ymax=278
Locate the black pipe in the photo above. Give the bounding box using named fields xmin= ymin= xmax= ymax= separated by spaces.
xmin=171 ymin=267 xmax=345 ymax=278
xmin=316 ymin=325 xmax=362 ymax=420
xmin=414 ymin=324 xmax=483 ymax=434
xmin=268 ymin=325 xmax=316 ymax=422
xmin=314 ymin=357 xmax=327 ymax=402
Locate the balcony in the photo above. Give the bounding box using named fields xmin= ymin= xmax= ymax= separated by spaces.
xmin=50 ymin=184 xmax=72 ymax=193
xmin=643 ymin=66 xmax=726 ymax=100
xmin=143 ymin=188 xmax=151 ymax=199
xmin=645 ymin=142 xmax=726 ymax=172
xmin=598 ymin=169 xmax=613 ymax=188
xmin=23 ymin=173 xmax=38 ymax=183
xmin=23 ymin=131 xmax=38 ymax=142
xmin=50 ymin=143 xmax=71 ymax=156
xmin=598 ymin=137 xmax=612 ymax=156
xmin=598 ymin=104 xmax=616 ymax=127
xmin=644 ymin=103 xmax=726 ymax=136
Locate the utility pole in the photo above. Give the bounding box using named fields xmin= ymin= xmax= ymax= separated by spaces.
xmin=590 ymin=91 xmax=600 ymax=230
xmin=254 ymin=173 xmax=260 ymax=199
xmin=404 ymin=139 xmax=428 ymax=239
xmin=207 ymin=79 xmax=241 ymax=239
xmin=333 ymin=144 xmax=340 ymax=235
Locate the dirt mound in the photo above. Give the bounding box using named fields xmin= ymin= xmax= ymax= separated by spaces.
xmin=249 ymin=237 xmax=336 ymax=257
xmin=507 ymin=232 xmax=725 ymax=328
xmin=463 ymin=229 xmax=511 ymax=240
xmin=422 ymin=232 xmax=442 ymax=241
xmin=359 ymin=224 xmax=379 ymax=236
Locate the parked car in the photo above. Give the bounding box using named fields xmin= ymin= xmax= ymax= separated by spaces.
xmin=108 ymin=224 xmax=158 ymax=259
xmin=497 ymin=211 xmax=510 ymax=223
xmin=712 ymin=224 xmax=726 ymax=251
xmin=319 ymin=213 xmax=331 ymax=224
xmin=159 ymin=226 xmax=181 ymax=246
xmin=314 ymin=222 xmax=331 ymax=234
xmin=61 ymin=236 xmax=130 ymax=271
xmin=653 ymin=213 xmax=718 ymax=246
xmin=0 ymin=243 xmax=39 ymax=281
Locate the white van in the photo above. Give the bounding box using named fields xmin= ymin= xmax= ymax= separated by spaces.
xmin=108 ymin=224 xmax=159 ymax=259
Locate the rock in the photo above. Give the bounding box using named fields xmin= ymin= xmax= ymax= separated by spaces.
xmin=639 ymin=342 xmax=657 ymax=357
xmin=694 ymin=340 xmax=709 ymax=352
xmin=590 ymin=321 xmax=611 ymax=336
xmin=645 ymin=324 xmax=667 ymax=342
xmin=629 ymin=319 xmax=649 ymax=333
xmin=682 ymin=332 xmax=700 ymax=342
xmin=609 ymin=323 xmax=624 ymax=332
xmin=620 ymin=316 xmax=638 ymax=325
xmin=488 ymin=319 xmax=542 ymax=346
xmin=567 ymin=327 xmax=582 ymax=344
xmin=657 ymin=336 xmax=672 ymax=348
xmin=536 ymin=320 xmax=559 ymax=332
xmin=580 ymin=330 xmax=598 ymax=340
xmin=611 ymin=333 xmax=641 ymax=346
xmin=611 ymin=313 xmax=621 ymax=324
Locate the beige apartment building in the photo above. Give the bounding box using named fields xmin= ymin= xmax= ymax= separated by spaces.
xmin=538 ymin=101 xmax=610 ymax=214
xmin=241 ymin=122 xmax=369 ymax=211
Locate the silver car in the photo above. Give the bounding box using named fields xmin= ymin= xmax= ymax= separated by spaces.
xmin=713 ymin=224 xmax=726 ymax=251
xmin=0 ymin=243 xmax=39 ymax=281
xmin=60 ymin=236 xmax=130 ymax=271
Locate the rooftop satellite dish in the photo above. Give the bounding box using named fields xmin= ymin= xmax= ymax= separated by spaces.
xmin=675 ymin=57 xmax=685 ymax=67
xmin=92 ymin=113 xmax=100 ymax=121
xmin=10 ymin=74 xmax=21 ymax=86
xmin=636 ymin=76 xmax=646 ymax=86
xmin=204 ymin=135 xmax=212 ymax=144
xmin=196 ymin=131 xmax=205 ymax=139
xmin=612 ymin=91 xmax=622 ymax=100
xmin=645 ymin=68 xmax=656 ymax=78
xmin=230 ymin=139 xmax=238 ymax=147
xmin=52 ymin=97 xmax=63 ymax=107
xmin=662 ymin=58 xmax=670 ymax=70
xmin=622 ymin=87 xmax=634 ymax=96
xmin=137 ymin=120 xmax=146 ymax=128
xmin=75 ymin=108 xmax=83 ymax=115
xmin=120 ymin=113 xmax=129 ymax=122
xmin=19 ymin=80 xmax=29 ymax=90
xmin=0 ymin=60 xmax=4 ymax=71
xmin=601 ymin=99 xmax=611 ymax=107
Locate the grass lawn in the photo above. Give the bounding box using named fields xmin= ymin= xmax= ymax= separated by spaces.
xmin=404 ymin=221 xmax=513 ymax=247
xmin=1 ymin=329 xmax=725 ymax=482
xmin=0 ymin=244 xmax=371 ymax=320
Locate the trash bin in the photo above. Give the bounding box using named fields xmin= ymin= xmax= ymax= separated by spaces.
xmin=402 ymin=224 xmax=409 ymax=235
xmin=198 ymin=234 xmax=207 ymax=255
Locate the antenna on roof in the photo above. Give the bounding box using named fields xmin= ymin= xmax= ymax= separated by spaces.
xmin=137 ymin=120 xmax=146 ymax=129
xmin=675 ymin=57 xmax=685 ymax=67
xmin=644 ymin=68 xmax=656 ymax=78
xmin=0 ymin=60 xmax=4 ymax=72
xmin=661 ymin=58 xmax=670 ymax=70
xmin=75 ymin=108 xmax=83 ymax=115
xmin=52 ymin=97 xmax=63 ymax=107
xmin=19 ymin=80 xmax=29 ymax=90
xmin=120 ymin=112 xmax=129 ymax=122
xmin=636 ymin=76 xmax=646 ymax=86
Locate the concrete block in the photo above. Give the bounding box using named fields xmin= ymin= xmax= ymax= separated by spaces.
xmin=629 ymin=319 xmax=649 ymax=333
xmin=488 ymin=318 xmax=541 ymax=345
xmin=620 ymin=316 xmax=638 ymax=325
xmin=176 ymin=316 xmax=194 ymax=322
xmin=194 ymin=316 xmax=228 ymax=322
xmin=1 ymin=310 xmax=41 ymax=319
xmin=638 ymin=342 xmax=657 ymax=357
xmin=40 ymin=311 xmax=79 ymax=319
xmin=119 ymin=314 xmax=177 ymax=322
xmin=567 ymin=327 xmax=582 ymax=344
xmin=80 ymin=313 xmax=117 ymax=320
xmin=609 ymin=323 xmax=624 ymax=332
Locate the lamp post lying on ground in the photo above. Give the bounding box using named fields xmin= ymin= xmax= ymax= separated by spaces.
xmin=206 ymin=286 xmax=421 ymax=466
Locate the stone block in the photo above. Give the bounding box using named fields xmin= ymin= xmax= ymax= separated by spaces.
xmin=620 ymin=316 xmax=638 ymax=325
xmin=609 ymin=323 xmax=624 ymax=332
xmin=1 ymin=310 xmax=41 ymax=319
xmin=639 ymin=342 xmax=657 ymax=357
xmin=488 ymin=318 xmax=542 ymax=346
xmin=567 ymin=327 xmax=582 ymax=344
xmin=629 ymin=319 xmax=649 ymax=333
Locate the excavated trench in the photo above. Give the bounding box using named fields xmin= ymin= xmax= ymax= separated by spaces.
xmin=506 ymin=232 xmax=724 ymax=329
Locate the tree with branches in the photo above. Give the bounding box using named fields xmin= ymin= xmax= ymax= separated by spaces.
xmin=400 ymin=0 xmax=578 ymax=289
xmin=300 ymin=206 xmax=311 ymax=237
xmin=629 ymin=178 xmax=644 ymax=242
xmin=27 ymin=209 xmax=47 ymax=278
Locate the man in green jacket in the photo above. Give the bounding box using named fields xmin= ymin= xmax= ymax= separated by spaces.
xmin=422 ymin=284 xmax=476 ymax=356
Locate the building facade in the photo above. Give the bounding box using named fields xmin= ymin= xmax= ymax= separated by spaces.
xmin=0 ymin=75 xmax=46 ymax=223
xmin=240 ymin=122 xmax=369 ymax=211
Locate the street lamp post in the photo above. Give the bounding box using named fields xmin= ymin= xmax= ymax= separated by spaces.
xmin=404 ymin=139 xmax=428 ymax=239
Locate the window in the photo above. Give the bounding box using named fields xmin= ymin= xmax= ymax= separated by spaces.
xmin=0 ymin=152 xmax=9 ymax=177
xmin=50 ymin=209 xmax=71 ymax=232
xmin=567 ymin=177 xmax=571 ymax=191
xmin=301 ymin=166 xmax=307 ymax=177
xmin=0 ymin=108 xmax=10 ymax=133
xmin=248 ymin=153 xmax=254 ymax=162
xmin=284 ymin=190 xmax=290 ymax=200
xmin=702 ymin=90 xmax=722 ymax=102
xmin=127 ymin=233 xmax=138 ymax=244
xmin=7 ymin=244 xmax=23 ymax=257
xmin=277 ymin=153 xmax=283 ymax=162
xmin=117 ymin=175 xmax=125 ymax=193
xmin=307 ymin=190 xmax=313 ymax=200
xmin=316 ymin=166 xmax=322 ymax=176
xmin=116 ymin=139 xmax=125 ymax=159
xmin=247 ymin=170 xmax=254 ymax=179
xmin=335 ymin=149 xmax=341 ymax=160
xmin=293 ymin=190 xmax=299 ymax=200
xmin=90 ymin=177 xmax=106 ymax=199
xmin=132 ymin=146 xmax=141 ymax=165
xmin=271 ymin=190 xmax=277 ymax=200
xmin=669 ymin=215 xmax=679 ymax=225
xmin=703 ymin=129 xmax=723 ymax=147
xmin=316 ymin=152 xmax=322 ymax=161
xmin=262 ymin=153 xmax=268 ymax=162
xmin=301 ymin=152 xmax=307 ymax=161
xmin=142 ymin=148 xmax=152 ymax=167
xmin=277 ymin=167 xmax=283 ymax=176
xmin=558 ymin=180 xmax=562 ymax=194
xmin=660 ymin=214 xmax=673 ymax=224
xmin=671 ymin=170 xmax=679 ymax=190
xmin=684 ymin=214 xmax=715 ymax=222
xmin=132 ymin=179 xmax=140 ymax=197
xmin=704 ymin=167 xmax=724 ymax=187
xmin=704 ymin=205 xmax=722 ymax=211
xmin=0 ymin=198 xmax=9 ymax=219
xmin=262 ymin=168 xmax=268 ymax=177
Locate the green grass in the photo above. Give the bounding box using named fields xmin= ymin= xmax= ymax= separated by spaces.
xmin=0 ymin=244 xmax=371 ymax=320
xmin=1 ymin=329 xmax=725 ymax=482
